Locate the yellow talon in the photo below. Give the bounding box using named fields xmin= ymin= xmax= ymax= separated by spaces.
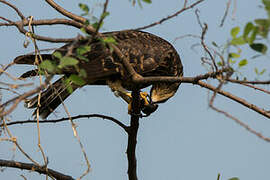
xmin=128 ymin=91 xmax=150 ymax=114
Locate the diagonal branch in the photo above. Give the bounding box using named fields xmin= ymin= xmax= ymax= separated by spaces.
xmin=209 ymin=103 xmax=270 ymax=142
xmin=45 ymin=0 xmax=96 ymax=34
xmin=197 ymin=80 xmax=270 ymax=119
xmin=0 ymin=159 xmax=75 ymax=180
xmin=135 ymin=0 xmax=205 ymax=30
xmin=0 ymin=0 xmax=25 ymax=20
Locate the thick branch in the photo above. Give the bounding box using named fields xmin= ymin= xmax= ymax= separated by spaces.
xmin=126 ymin=90 xmax=141 ymax=180
xmin=0 ymin=18 xmax=83 ymax=29
xmin=0 ymin=159 xmax=75 ymax=180
xmin=132 ymin=68 xmax=229 ymax=84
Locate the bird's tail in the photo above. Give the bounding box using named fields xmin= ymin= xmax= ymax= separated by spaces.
xmin=26 ymin=77 xmax=79 ymax=119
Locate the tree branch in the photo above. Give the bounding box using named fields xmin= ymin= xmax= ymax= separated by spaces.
xmin=45 ymin=0 xmax=95 ymax=34
xmin=0 ymin=159 xmax=75 ymax=180
xmin=197 ymin=80 xmax=270 ymax=119
xmin=126 ymin=90 xmax=141 ymax=180
xmin=0 ymin=0 xmax=25 ymax=20
xmin=0 ymin=76 xmax=52 ymax=117
xmin=1 ymin=114 xmax=128 ymax=132
xmin=135 ymin=0 xmax=205 ymax=30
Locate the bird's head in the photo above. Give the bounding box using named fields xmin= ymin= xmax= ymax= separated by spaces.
xmin=150 ymin=82 xmax=181 ymax=103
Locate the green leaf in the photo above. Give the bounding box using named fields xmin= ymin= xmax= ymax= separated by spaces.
xmin=63 ymin=78 xmax=73 ymax=94
xmin=76 ymin=55 xmax=89 ymax=62
xmin=231 ymin=36 xmax=246 ymax=45
xmin=52 ymin=51 xmax=62 ymax=59
xmin=142 ymin=0 xmax=152 ymax=3
xmin=212 ymin=41 xmax=218 ymax=47
xmin=101 ymin=12 xmax=110 ymax=19
xmin=76 ymin=45 xmax=91 ymax=55
xmin=103 ymin=37 xmax=116 ymax=44
xmin=231 ymin=26 xmax=240 ymax=38
xmin=58 ymin=56 xmax=78 ymax=69
xmin=217 ymin=61 xmax=223 ymax=66
xmin=249 ymin=26 xmax=258 ymax=44
xmin=238 ymin=59 xmax=248 ymax=67
xmin=79 ymin=3 xmax=89 ymax=15
xmin=92 ymin=21 xmax=104 ymax=30
xmin=254 ymin=67 xmax=259 ymax=75
xmin=229 ymin=59 xmax=236 ymax=64
xmin=84 ymin=19 xmax=90 ymax=26
xmin=263 ymin=0 xmax=270 ymax=17
xmin=229 ymin=53 xmax=240 ymax=58
xmin=243 ymin=22 xmax=254 ymax=40
xmin=80 ymin=27 xmax=87 ymax=35
xmin=79 ymin=69 xmax=87 ymax=78
xmin=260 ymin=69 xmax=266 ymax=75
xmin=250 ymin=43 xmax=268 ymax=54
xmin=228 ymin=178 xmax=240 ymax=180
xmin=69 ymin=74 xmax=86 ymax=86
xmin=39 ymin=60 xmax=56 ymax=73
xmin=254 ymin=18 xmax=270 ymax=38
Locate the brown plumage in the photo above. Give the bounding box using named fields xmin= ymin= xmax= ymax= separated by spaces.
xmin=14 ymin=30 xmax=183 ymax=118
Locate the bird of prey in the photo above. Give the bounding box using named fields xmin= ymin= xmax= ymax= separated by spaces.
xmin=14 ymin=30 xmax=183 ymax=119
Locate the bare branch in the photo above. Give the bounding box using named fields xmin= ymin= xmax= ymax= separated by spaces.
xmin=0 ymin=18 xmax=84 ymax=29
xmin=0 ymin=0 xmax=25 ymax=20
xmin=226 ymin=78 xmax=270 ymax=85
xmin=237 ymin=83 xmax=270 ymax=95
xmin=220 ymin=0 xmax=232 ymax=27
xmin=197 ymin=80 xmax=270 ymax=119
xmin=210 ymin=104 xmax=270 ymax=142
xmin=0 ymin=159 xmax=75 ymax=180
xmin=45 ymin=0 xmax=95 ymax=34
xmin=2 ymin=114 xmax=128 ymax=131
xmin=94 ymin=0 xmax=109 ymax=34
xmin=135 ymin=0 xmax=205 ymax=30
xmin=201 ymin=23 xmax=218 ymax=71
xmin=0 ymin=76 xmax=52 ymax=117
xmin=132 ymin=68 xmax=230 ymax=84
xmin=126 ymin=90 xmax=141 ymax=180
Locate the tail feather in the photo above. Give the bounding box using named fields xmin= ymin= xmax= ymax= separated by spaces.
xmin=26 ymin=77 xmax=78 ymax=119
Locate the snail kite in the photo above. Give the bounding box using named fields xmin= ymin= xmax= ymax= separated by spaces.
xmin=14 ymin=30 xmax=183 ymax=118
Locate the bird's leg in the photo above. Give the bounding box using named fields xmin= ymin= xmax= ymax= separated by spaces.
xmin=126 ymin=91 xmax=151 ymax=115
xmin=107 ymin=80 xmax=152 ymax=114
xmin=107 ymin=80 xmax=156 ymax=116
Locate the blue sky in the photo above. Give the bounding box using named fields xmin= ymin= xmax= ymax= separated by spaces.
xmin=1 ymin=0 xmax=270 ymax=180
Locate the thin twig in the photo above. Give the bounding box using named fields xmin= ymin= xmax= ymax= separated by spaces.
xmin=226 ymin=78 xmax=270 ymax=85
xmin=210 ymin=104 xmax=270 ymax=142
xmin=134 ymin=0 xmax=205 ymax=30
xmin=220 ymin=0 xmax=232 ymax=27
xmin=1 ymin=114 xmax=128 ymax=131
xmin=0 ymin=0 xmax=25 ymax=20
xmin=94 ymin=0 xmax=109 ymax=34
xmin=197 ymin=80 xmax=270 ymax=119
xmin=45 ymin=0 xmax=95 ymax=34
xmin=201 ymin=23 xmax=218 ymax=71
xmin=0 ymin=76 xmax=52 ymax=117
xmin=238 ymin=83 xmax=270 ymax=95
